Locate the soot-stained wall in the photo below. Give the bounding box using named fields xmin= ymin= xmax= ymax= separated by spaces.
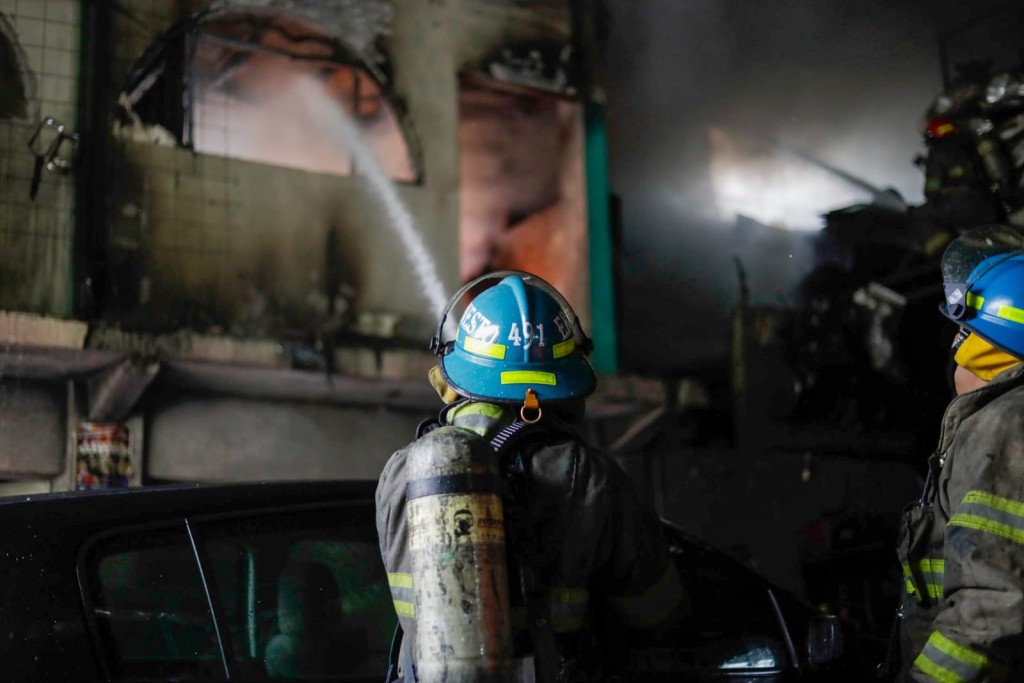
xmin=103 ymin=0 xmax=461 ymax=339
xmin=98 ymin=0 xmax=581 ymax=342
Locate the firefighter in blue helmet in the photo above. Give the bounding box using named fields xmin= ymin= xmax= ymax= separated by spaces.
xmin=376 ymin=271 xmax=684 ymax=683
xmin=897 ymin=225 xmax=1024 ymax=682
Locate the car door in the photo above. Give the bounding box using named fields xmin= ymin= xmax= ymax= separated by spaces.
xmin=79 ymin=498 xmax=395 ymax=681
xmin=602 ymin=525 xmax=801 ymax=683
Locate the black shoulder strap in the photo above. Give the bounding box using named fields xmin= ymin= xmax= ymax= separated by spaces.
xmin=491 ymin=420 xmax=540 ymax=456
xmin=491 ymin=420 xmax=574 ymax=683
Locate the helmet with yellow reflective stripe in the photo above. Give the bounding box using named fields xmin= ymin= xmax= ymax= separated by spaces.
xmin=940 ymin=224 xmax=1024 ymax=357
xmin=430 ymin=271 xmax=596 ymax=404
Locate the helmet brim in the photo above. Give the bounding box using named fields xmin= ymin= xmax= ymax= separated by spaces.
xmin=440 ymin=351 xmax=597 ymax=404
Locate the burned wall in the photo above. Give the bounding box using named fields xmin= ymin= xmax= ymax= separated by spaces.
xmin=451 ymin=0 xmax=574 ymax=84
xmin=451 ymin=0 xmax=589 ymax=325
xmin=1 ymin=0 xmax=583 ymax=340
xmin=0 ymin=0 xmax=598 ymax=495
xmin=0 ymin=378 xmax=66 ymax=477
xmin=459 ymin=90 xmax=589 ymax=324
xmin=101 ymin=0 xmax=460 ymax=340
xmin=145 ymin=390 xmax=421 ymax=482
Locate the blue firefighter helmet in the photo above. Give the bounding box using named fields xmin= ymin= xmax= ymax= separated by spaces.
xmin=430 ymin=271 xmax=596 ymax=404
xmin=940 ymin=224 xmax=1024 ymax=357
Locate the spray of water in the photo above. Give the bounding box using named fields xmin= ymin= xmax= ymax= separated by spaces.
xmin=292 ymin=77 xmax=451 ymax=326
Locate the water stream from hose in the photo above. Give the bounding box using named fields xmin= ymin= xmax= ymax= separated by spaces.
xmin=293 ymin=77 xmax=451 ymax=327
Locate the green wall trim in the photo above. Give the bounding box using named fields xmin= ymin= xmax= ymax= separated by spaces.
xmin=584 ymin=101 xmax=618 ymax=373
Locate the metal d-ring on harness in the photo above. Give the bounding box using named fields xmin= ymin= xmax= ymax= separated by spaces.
xmin=520 ymin=388 xmax=543 ymax=424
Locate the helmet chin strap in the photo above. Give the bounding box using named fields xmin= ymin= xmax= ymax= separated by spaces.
xmin=947 ymin=328 xmax=970 ymax=396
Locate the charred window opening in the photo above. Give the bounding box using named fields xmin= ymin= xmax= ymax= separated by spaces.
xmin=0 ymin=15 xmax=29 ymax=120
xmin=458 ymin=77 xmax=589 ymax=313
xmin=116 ymin=10 xmax=419 ymax=182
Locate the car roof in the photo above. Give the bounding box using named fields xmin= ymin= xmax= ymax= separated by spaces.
xmin=0 ymin=479 xmax=378 ymax=533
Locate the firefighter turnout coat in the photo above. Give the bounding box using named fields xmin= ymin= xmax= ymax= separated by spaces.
xmin=899 ymin=363 xmax=1024 ymax=682
xmin=376 ymin=401 xmax=684 ymax=681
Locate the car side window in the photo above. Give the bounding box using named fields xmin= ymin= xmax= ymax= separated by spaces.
xmin=82 ymin=503 xmax=395 ymax=681
xmin=86 ymin=527 xmax=223 ymax=680
xmin=196 ymin=505 xmax=395 ymax=679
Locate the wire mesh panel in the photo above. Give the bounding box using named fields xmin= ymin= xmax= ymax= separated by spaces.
xmin=0 ymin=0 xmax=80 ymax=316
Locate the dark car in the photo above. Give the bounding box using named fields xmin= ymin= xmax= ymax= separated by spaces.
xmin=0 ymin=481 xmax=868 ymax=681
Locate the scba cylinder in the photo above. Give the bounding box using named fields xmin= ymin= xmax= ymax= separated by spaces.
xmin=405 ymin=427 xmax=513 ymax=683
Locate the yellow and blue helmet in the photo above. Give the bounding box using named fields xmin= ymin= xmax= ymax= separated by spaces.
xmin=941 ymin=224 xmax=1024 ymax=358
xmin=430 ymin=271 xmax=596 ymax=405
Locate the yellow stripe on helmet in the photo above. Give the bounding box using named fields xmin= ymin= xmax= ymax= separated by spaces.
xmin=963 ymin=290 xmax=1024 ymax=328
xmin=462 ymin=333 xmax=507 ymax=360
xmin=552 ymin=339 xmax=575 ymax=359
xmin=500 ymin=371 xmax=557 ymax=386
xmin=996 ymin=304 xmax=1024 ymax=325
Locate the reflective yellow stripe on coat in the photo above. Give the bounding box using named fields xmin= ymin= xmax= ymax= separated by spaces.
xmin=387 ymin=572 xmax=415 ymax=617
xmin=448 ymin=402 xmax=513 ymax=437
xmin=548 ymin=586 xmax=589 ymax=633
xmin=914 ymin=631 xmax=1006 ymax=683
xmin=950 ymin=490 xmax=1024 ymax=545
xmin=902 ymin=558 xmax=944 ymax=599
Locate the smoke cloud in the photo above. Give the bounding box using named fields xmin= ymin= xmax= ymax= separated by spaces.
xmin=604 ymin=0 xmax=1022 ymax=372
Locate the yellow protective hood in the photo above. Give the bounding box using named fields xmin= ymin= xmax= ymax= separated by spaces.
xmin=955 ymin=332 xmax=1022 ymax=381
xmin=428 ymin=364 xmax=461 ymax=404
